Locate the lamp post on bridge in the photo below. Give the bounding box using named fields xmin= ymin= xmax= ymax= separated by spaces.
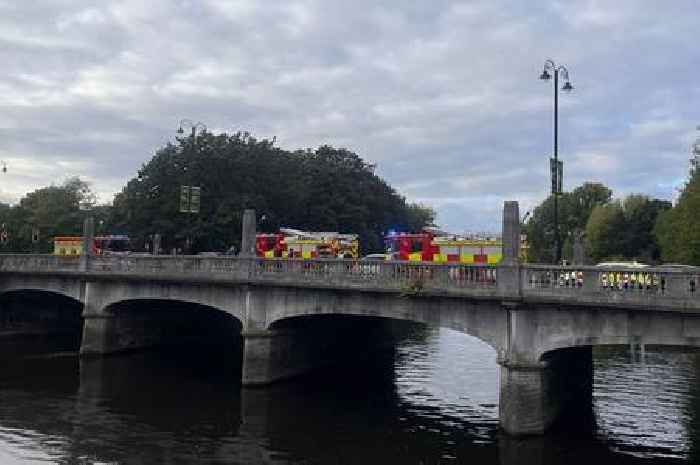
xmin=539 ymin=59 xmax=574 ymax=264
xmin=176 ymin=120 xmax=206 ymax=254
xmin=177 ymin=119 xmax=207 ymax=141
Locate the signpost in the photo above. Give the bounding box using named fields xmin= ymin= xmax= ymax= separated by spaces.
xmin=550 ymin=158 xmax=563 ymax=194
xmin=179 ymin=185 xmax=201 ymax=214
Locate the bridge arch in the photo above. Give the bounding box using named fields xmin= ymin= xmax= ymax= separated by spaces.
xmin=260 ymin=287 xmax=506 ymax=353
xmin=97 ymin=298 xmax=243 ymax=354
xmin=0 ymin=289 xmax=84 ymax=353
xmin=0 ymin=274 xmax=84 ymax=303
xmin=527 ymin=305 xmax=700 ymax=363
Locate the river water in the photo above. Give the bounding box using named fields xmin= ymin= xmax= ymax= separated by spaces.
xmin=0 ymin=327 xmax=697 ymax=464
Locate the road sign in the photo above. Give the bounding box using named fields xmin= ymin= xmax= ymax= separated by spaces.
xmin=180 ymin=185 xmax=190 ymax=213
xmin=179 ymin=185 xmax=201 ymax=214
xmin=189 ymin=186 xmax=200 ymax=214
xmin=550 ymin=158 xmax=563 ymax=194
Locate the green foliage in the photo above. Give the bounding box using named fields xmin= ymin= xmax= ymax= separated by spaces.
xmin=110 ymin=131 xmax=434 ymax=254
xmin=585 ymin=195 xmax=670 ymax=263
xmin=0 ymin=177 xmax=96 ymax=253
xmin=655 ymin=170 xmax=700 ymax=264
xmin=525 ymin=182 xmax=612 ymax=263
xmin=585 ymin=201 xmax=626 ymax=262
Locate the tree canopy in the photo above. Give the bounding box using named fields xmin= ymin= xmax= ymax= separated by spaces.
xmin=524 ymin=182 xmax=670 ymax=264
xmin=109 ymin=131 xmax=434 ymax=254
xmin=524 ymin=182 xmax=612 ymax=263
xmin=585 ymin=196 xmax=670 ymax=263
xmin=655 ymin=165 xmax=700 ymax=264
xmin=0 ymin=177 xmax=96 ymax=253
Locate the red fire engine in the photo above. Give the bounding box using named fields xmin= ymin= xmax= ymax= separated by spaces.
xmin=384 ymin=230 xmax=508 ymax=264
xmin=256 ymin=229 xmax=359 ymax=259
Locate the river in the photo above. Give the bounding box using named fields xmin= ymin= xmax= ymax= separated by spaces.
xmin=0 ymin=326 xmax=696 ymax=464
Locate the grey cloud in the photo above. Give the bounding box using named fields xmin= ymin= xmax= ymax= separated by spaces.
xmin=0 ymin=0 xmax=698 ymax=230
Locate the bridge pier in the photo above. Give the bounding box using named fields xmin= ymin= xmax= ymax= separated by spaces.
xmin=241 ymin=329 xmax=310 ymax=385
xmin=241 ymin=318 xmax=408 ymax=386
xmin=498 ymin=346 xmax=593 ymax=435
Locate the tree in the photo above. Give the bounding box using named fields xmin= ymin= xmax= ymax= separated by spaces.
xmin=585 ymin=201 xmax=626 ymax=262
xmin=525 ymin=182 xmax=612 ymax=263
xmin=0 ymin=177 xmax=97 ymax=253
xmin=655 ymin=170 xmax=700 ymax=264
xmin=110 ymin=131 xmax=433 ymax=254
xmin=653 ymin=131 xmax=700 ymax=265
xmin=585 ymin=195 xmax=670 ymax=263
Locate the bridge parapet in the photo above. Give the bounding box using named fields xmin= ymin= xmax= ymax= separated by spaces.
xmin=522 ymin=263 xmax=700 ymax=310
xmin=0 ymin=254 xmax=82 ymax=272
xmin=1 ymin=254 xmax=700 ymax=310
xmin=250 ymin=258 xmax=498 ymax=295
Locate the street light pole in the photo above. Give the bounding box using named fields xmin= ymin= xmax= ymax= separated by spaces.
xmin=176 ymin=120 xmax=206 ymax=254
xmin=177 ymin=119 xmax=207 ymax=143
xmin=540 ymin=60 xmax=573 ymax=264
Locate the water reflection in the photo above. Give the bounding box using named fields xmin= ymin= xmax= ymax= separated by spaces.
xmin=0 ymin=328 xmax=696 ymax=464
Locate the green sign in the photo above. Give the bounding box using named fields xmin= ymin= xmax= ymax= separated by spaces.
xmin=189 ymin=186 xmax=201 ymax=214
xmin=179 ymin=185 xmax=201 ymax=214
xmin=550 ymin=158 xmax=563 ymax=194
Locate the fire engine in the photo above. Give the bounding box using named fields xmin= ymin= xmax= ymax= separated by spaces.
xmin=54 ymin=235 xmax=131 ymax=256
xmin=256 ymin=228 xmax=359 ymax=259
xmin=384 ymin=230 xmax=528 ymax=263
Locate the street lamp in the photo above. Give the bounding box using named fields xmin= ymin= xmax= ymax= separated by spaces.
xmin=176 ymin=120 xmax=206 ymax=255
xmin=177 ymin=119 xmax=207 ymax=139
xmin=539 ymin=59 xmax=574 ymax=264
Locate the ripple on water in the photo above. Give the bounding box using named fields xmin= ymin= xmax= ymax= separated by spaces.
xmin=593 ymin=346 xmax=700 ymax=459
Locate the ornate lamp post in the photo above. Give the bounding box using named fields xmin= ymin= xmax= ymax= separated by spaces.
xmin=539 ymin=59 xmax=574 ymax=263
xmin=176 ymin=120 xmax=206 ymax=254
xmin=177 ymin=119 xmax=207 ymax=140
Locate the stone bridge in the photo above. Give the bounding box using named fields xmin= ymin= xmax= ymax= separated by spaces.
xmin=2 ymin=202 xmax=700 ymax=436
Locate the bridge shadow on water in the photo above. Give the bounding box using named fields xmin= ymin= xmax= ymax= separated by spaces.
xmin=0 ymin=290 xmax=83 ymax=360
xmin=0 ymin=322 xmax=693 ymax=464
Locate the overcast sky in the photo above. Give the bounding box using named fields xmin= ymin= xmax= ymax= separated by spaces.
xmin=1 ymin=0 xmax=698 ymax=232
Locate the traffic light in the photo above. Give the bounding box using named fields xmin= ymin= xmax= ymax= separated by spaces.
xmin=32 ymin=228 xmax=39 ymax=243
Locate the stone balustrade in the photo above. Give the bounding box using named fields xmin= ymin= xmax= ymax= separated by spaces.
xmin=2 ymin=253 xmax=700 ymax=310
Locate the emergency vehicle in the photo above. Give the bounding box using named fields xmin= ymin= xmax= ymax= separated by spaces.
xmin=256 ymin=229 xmax=359 ymax=259
xmin=384 ymin=230 xmax=527 ymax=263
xmin=54 ymin=235 xmax=131 ymax=256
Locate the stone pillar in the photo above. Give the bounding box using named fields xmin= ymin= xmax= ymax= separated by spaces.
xmin=240 ymin=318 xmax=399 ymax=386
xmin=498 ymin=201 xmax=521 ymax=298
xmin=80 ymin=281 xmax=119 ymax=356
xmin=80 ymin=315 xmax=119 ymax=355
xmin=240 ymin=209 xmax=257 ymax=258
xmin=501 ymin=201 xmax=520 ymax=265
xmin=80 ymin=216 xmax=95 ymax=271
xmin=152 ymin=233 xmax=161 ymax=256
xmin=499 ymin=347 xmax=593 ymax=435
